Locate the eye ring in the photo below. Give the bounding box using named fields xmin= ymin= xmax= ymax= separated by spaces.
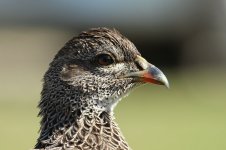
xmin=96 ymin=54 xmax=115 ymax=66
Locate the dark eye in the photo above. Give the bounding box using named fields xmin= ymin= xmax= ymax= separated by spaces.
xmin=96 ymin=54 xmax=114 ymax=66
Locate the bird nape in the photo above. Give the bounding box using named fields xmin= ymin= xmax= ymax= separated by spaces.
xmin=34 ymin=27 xmax=169 ymax=150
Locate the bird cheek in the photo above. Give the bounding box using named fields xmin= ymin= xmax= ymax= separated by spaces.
xmin=60 ymin=64 xmax=88 ymax=81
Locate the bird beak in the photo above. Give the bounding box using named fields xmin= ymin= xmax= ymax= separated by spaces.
xmin=125 ymin=55 xmax=169 ymax=88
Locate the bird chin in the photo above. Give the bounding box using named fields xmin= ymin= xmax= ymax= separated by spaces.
xmin=103 ymin=83 xmax=140 ymax=115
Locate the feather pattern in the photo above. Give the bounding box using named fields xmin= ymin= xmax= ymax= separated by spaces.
xmin=35 ymin=112 xmax=130 ymax=150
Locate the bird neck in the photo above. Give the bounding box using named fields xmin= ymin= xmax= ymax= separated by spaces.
xmin=35 ymin=111 xmax=129 ymax=149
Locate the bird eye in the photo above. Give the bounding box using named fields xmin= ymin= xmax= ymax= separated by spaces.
xmin=96 ymin=54 xmax=114 ymax=66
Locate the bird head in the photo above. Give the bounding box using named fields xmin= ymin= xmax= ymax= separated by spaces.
xmin=42 ymin=27 xmax=169 ymax=117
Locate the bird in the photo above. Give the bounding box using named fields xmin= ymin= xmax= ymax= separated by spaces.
xmin=34 ymin=27 xmax=169 ymax=150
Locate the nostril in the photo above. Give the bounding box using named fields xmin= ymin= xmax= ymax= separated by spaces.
xmin=135 ymin=61 xmax=144 ymax=71
xmin=135 ymin=55 xmax=150 ymax=70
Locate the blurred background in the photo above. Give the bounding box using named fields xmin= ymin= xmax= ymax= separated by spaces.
xmin=0 ymin=0 xmax=226 ymax=150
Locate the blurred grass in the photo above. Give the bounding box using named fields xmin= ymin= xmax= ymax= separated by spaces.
xmin=0 ymin=68 xmax=226 ymax=150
